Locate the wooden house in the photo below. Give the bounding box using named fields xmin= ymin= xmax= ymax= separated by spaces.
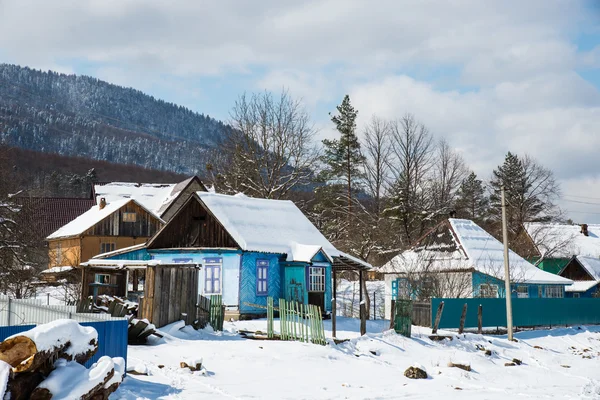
xmin=521 ymin=222 xmax=600 ymax=274
xmin=379 ymin=219 xmax=572 ymax=320
xmin=88 ymin=192 xmax=370 ymax=320
xmin=93 ymin=176 xmax=207 ymax=222
xmin=558 ymin=256 xmax=600 ymax=298
xmin=46 ymin=198 xmax=163 ymax=269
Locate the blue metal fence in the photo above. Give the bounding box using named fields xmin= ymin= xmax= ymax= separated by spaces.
xmin=431 ymin=298 xmax=600 ymax=329
xmin=0 ymin=320 xmax=128 ymax=368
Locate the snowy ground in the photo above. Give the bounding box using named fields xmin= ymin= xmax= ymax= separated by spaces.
xmin=113 ymin=318 xmax=600 ymax=399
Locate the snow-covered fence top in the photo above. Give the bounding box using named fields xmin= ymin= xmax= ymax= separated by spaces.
xmin=0 ymin=296 xmax=126 ymax=327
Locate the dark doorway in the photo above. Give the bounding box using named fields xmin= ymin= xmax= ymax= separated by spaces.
xmin=308 ymin=292 xmax=325 ymax=311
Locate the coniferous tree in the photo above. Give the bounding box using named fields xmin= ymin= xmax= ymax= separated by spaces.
xmin=320 ymin=95 xmax=365 ymax=221
xmin=455 ymin=172 xmax=488 ymax=222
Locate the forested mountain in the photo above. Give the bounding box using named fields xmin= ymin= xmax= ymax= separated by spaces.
xmin=0 ymin=64 xmax=230 ymax=174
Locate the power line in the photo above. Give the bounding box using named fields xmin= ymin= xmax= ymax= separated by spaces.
xmin=561 ymin=198 xmax=600 ymax=206
xmin=564 ymin=194 xmax=600 ymax=201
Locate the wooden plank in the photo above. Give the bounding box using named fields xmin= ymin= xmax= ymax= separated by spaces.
xmin=167 ymin=267 xmax=177 ymax=324
xmin=432 ymin=301 xmax=445 ymax=335
xmin=478 ymin=304 xmax=483 ymax=334
xmin=458 ymin=303 xmax=468 ymax=334
xmin=151 ymin=266 xmax=162 ymax=326
xmin=160 ymin=267 xmax=171 ymax=328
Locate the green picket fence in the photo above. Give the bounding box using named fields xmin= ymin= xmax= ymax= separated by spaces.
xmin=394 ymin=299 xmax=412 ymax=337
xmin=267 ymin=297 xmax=326 ymax=345
xmin=209 ymin=295 xmax=225 ymax=331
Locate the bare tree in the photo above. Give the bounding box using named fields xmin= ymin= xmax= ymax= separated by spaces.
xmin=209 ymin=90 xmax=320 ymax=199
xmin=386 ymin=114 xmax=434 ymax=245
xmin=430 ymin=139 xmax=468 ymax=216
xmin=362 ymin=116 xmax=393 ymax=216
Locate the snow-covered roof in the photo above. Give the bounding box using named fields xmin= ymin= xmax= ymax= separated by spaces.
xmin=41 ymin=266 xmax=74 ymax=274
xmin=197 ymin=192 xmax=363 ymax=265
xmin=81 ymin=259 xmax=161 ymax=269
xmin=94 ymin=182 xmax=176 ymax=216
xmin=565 ymin=280 xmax=599 ymax=293
xmin=46 ymin=199 xmax=161 ymax=240
xmin=524 ymin=222 xmax=600 ymax=259
xmin=381 ymin=219 xmax=572 ymax=285
xmin=576 ymin=256 xmax=600 ymax=281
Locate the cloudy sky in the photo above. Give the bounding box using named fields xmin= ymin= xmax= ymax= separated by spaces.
xmin=1 ymin=0 xmax=599 ymax=221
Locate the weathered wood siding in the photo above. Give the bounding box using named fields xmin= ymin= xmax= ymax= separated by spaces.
xmin=84 ymin=202 xmax=162 ymax=237
xmin=150 ymin=197 xmax=238 ymax=249
xmin=81 ymin=236 xmax=148 ymax=264
xmin=140 ymin=264 xmax=199 ymax=327
xmin=160 ymin=180 xmax=207 ymax=222
xmin=560 ymin=258 xmax=592 ymax=281
xmin=47 ymin=238 xmax=81 ymax=268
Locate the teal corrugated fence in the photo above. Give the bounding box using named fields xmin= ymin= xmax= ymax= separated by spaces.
xmin=431 ymin=298 xmax=600 ymax=329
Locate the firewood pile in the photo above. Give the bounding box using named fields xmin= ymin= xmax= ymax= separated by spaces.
xmin=0 ymin=320 xmax=125 ymax=400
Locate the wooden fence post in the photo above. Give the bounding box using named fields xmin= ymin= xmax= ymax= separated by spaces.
xmin=432 ymin=301 xmax=445 ymax=335
xmin=360 ymin=302 xmax=367 ymax=336
xmin=389 ymin=300 xmax=396 ymax=330
xmin=458 ymin=303 xmax=468 ymax=334
xmin=477 ymin=304 xmax=483 ymax=334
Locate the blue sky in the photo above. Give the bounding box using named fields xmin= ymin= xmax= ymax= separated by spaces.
xmin=0 ymin=0 xmax=599 ymax=221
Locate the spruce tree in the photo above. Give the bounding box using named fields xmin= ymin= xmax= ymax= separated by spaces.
xmin=455 ymin=172 xmax=488 ymax=222
xmin=320 ymin=95 xmax=365 ymax=217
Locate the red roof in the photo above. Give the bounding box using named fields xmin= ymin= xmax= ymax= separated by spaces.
xmin=15 ymin=197 xmax=96 ymax=238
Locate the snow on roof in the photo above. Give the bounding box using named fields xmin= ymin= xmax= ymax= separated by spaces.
xmin=81 ymin=259 xmax=161 ymax=269
xmin=94 ymin=182 xmax=176 ymax=215
xmin=576 ymin=256 xmax=600 ymax=281
xmin=524 ymin=222 xmax=600 ymax=259
xmin=565 ymin=280 xmax=599 ymax=292
xmin=381 ymin=219 xmax=572 ymax=285
xmin=47 ymin=199 xmax=132 ymax=240
xmin=41 ymin=266 xmax=74 ymax=274
xmin=197 ymin=192 xmax=343 ymax=263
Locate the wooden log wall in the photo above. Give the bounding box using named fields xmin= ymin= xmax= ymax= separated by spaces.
xmin=140 ymin=265 xmax=199 ymax=327
xmin=85 ymin=202 xmax=162 ymax=238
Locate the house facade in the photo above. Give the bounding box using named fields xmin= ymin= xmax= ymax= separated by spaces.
xmin=46 ymin=198 xmax=163 ymax=269
xmin=522 ymin=223 xmax=600 ymax=274
xmin=558 ymin=256 xmax=600 ymax=298
xmin=88 ymin=192 xmax=367 ymax=318
xmin=380 ymin=219 xmax=572 ymax=319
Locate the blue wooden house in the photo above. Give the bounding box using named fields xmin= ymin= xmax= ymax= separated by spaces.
xmin=379 ymin=219 xmax=572 ymax=320
xmin=89 ymin=192 xmax=370 ymax=319
xmin=558 ymin=255 xmax=600 ymax=298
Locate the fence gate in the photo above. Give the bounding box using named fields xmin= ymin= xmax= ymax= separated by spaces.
xmin=267 ymin=297 xmax=325 ymax=345
xmin=209 ymin=295 xmax=225 ymax=331
xmin=394 ymin=299 xmax=412 ymax=337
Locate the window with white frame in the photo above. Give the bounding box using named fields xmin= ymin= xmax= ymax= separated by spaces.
xmin=100 ymin=242 xmax=116 ymax=254
xmin=204 ymin=258 xmax=222 ymax=294
xmin=479 ymin=284 xmax=498 ymax=298
xmin=256 ymin=260 xmax=269 ymax=296
xmin=573 ymin=293 xmax=580 ymax=298
xmin=95 ymin=274 xmax=111 ymax=284
xmin=546 ymin=286 xmax=564 ymax=298
xmin=538 ymin=285 xmax=545 ymax=298
xmin=308 ymin=267 xmax=325 ymax=292
xmin=517 ymin=285 xmax=529 ymax=298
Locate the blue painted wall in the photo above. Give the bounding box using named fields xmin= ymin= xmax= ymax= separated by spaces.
xmin=239 ymin=252 xmax=282 ymax=314
xmin=565 ymin=285 xmax=600 ymax=298
xmin=106 ymin=248 xmax=151 ymax=260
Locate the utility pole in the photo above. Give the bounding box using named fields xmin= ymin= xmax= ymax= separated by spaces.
xmin=501 ymin=185 xmax=514 ymax=341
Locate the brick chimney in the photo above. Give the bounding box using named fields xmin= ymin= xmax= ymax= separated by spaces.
xmin=581 ymin=224 xmax=589 ymax=236
xmin=99 ymin=197 xmax=106 ymax=210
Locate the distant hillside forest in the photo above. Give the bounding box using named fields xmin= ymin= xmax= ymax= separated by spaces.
xmin=2 ymin=145 xmax=187 ymax=198
xmin=0 ymin=64 xmax=231 ymax=175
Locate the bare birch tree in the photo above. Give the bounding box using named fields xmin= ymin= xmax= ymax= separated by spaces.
xmin=430 ymin=139 xmax=468 ymax=216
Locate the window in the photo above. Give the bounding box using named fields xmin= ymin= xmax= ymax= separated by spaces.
xmin=122 ymin=212 xmax=137 ymax=222
xmin=56 ymin=243 xmax=62 ymax=265
xmin=517 ymin=286 xmax=529 ymax=298
xmin=573 ymin=293 xmax=580 ymax=298
xmin=538 ymin=286 xmax=545 ymax=298
xmin=204 ymin=258 xmax=222 ymax=294
xmin=256 ymin=260 xmax=269 ymax=296
xmin=100 ymin=242 xmax=116 ymax=254
xmin=308 ymin=267 xmax=325 ymax=292
xmin=546 ymin=286 xmax=564 ymax=298
xmin=95 ymin=274 xmax=111 ymax=284
xmin=479 ymin=284 xmax=498 ymax=298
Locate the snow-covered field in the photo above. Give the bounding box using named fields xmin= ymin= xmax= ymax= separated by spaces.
xmin=113 ymin=318 xmax=600 ymax=399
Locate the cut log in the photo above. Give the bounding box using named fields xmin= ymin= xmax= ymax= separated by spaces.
xmin=5 ymin=371 xmax=45 ymax=400
xmin=0 ymin=336 xmax=37 ymax=368
xmin=0 ymin=320 xmax=98 ymax=374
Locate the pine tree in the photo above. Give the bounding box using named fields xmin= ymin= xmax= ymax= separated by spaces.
xmin=320 ymin=95 xmax=365 ymax=218
xmin=455 ymin=172 xmax=488 ymax=222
